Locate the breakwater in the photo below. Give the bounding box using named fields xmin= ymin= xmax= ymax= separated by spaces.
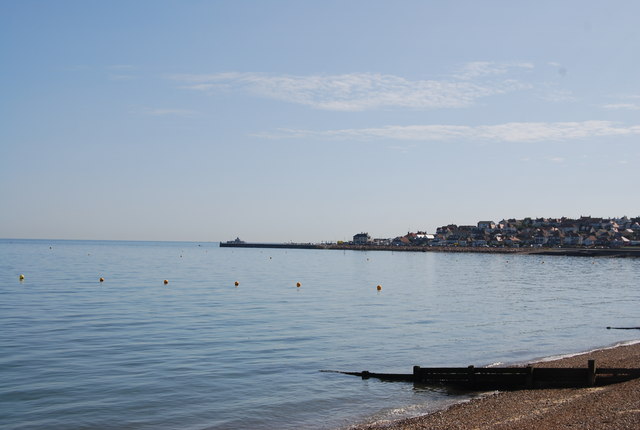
xmin=219 ymin=242 xmax=524 ymax=253
xmin=219 ymin=242 xmax=323 ymax=250
xmin=219 ymin=242 xmax=640 ymax=257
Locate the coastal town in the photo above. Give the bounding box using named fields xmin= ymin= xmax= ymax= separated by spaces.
xmin=223 ymin=216 xmax=640 ymax=256
xmin=354 ymin=216 xmax=640 ymax=249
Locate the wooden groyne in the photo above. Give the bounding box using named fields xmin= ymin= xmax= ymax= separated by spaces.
xmin=326 ymin=360 xmax=640 ymax=390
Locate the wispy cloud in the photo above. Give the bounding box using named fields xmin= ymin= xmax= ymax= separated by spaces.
xmin=452 ymin=61 xmax=533 ymax=80
xmin=168 ymin=63 xmax=533 ymax=111
xmin=537 ymin=87 xmax=576 ymax=103
xmin=602 ymin=103 xmax=640 ymax=111
xmin=135 ymin=108 xmax=199 ymax=117
xmin=601 ymin=94 xmax=640 ymax=110
xmin=254 ymin=121 xmax=640 ymax=143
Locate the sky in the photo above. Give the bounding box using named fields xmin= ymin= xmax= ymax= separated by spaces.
xmin=1 ymin=0 xmax=639 ymax=242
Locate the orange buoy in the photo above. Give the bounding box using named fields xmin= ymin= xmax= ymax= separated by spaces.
xmin=376 ymin=285 xmax=382 ymax=291
xmin=296 ymin=282 xmax=301 ymax=287
xmin=99 ymin=277 xmax=104 ymax=283
xmin=19 ymin=274 xmax=25 ymax=281
xmin=234 ymin=281 xmax=239 ymax=287
xmin=163 ymin=279 xmax=169 ymax=285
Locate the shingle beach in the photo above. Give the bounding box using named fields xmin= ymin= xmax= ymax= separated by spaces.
xmin=350 ymin=341 xmax=640 ymax=430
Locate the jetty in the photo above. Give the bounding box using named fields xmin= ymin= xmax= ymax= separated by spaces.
xmin=219 ymin=241 xmax=323 ymax=250
xmin=326 ymin=360 xmax=640 ymax=390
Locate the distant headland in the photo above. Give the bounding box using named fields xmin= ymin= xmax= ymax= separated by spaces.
xmin=221 ymin=216 xmax=640 ymax=257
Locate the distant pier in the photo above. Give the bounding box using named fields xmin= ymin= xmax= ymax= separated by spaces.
xmin=219 ymin=242 xmax=324 ymax=250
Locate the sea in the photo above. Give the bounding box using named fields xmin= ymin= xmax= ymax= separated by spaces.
xmin=1 ymin=239 xmax=639 ymax=430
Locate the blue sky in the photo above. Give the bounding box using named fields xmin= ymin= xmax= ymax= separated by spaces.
xmin=1 ymin=1 xmax=639 ymax=242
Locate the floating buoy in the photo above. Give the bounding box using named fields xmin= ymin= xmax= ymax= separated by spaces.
xmin=234 ymin=281 xmax=239 ymax=287
xmin=296 ymin=282 xmax=301 ymax=287
xmin=376 ymin=285 xmax=382 ymax=291
xmin=164 ymin=279 xmax=169 ymax=285
xmin=19 ymin=274 xmax=25 ymax=281
xmin=99 ymin=277 xmax=104 ymax=283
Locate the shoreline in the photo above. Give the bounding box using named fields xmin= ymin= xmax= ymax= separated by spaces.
xmin=347 ymin=340 xmax=640 ymax=429
xmin=220 ymin=242 xmax=640 ymax=257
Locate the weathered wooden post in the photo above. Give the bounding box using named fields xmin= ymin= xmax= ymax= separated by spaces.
xmin=526 ymin=366 xmax=534 ymax=388
xmin=413 ymin=366 xmax=421 ymax=383
xmin=588 ymin=360 xmax=596 ymax=386
xmin=468 ymin=365 xmax=475 ymax=389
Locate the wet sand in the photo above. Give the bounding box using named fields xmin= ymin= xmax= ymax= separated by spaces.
xmin=350 ymin=341 xmax=640 ymax=430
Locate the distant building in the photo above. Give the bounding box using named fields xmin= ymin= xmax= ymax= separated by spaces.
xmin=392 ymin=236 xmax=411 ymax=246
xmin=344 ymin=216 xmax=639 ymax=250
xmin=353 ymin=232 xmax=372 ymax=245
xmin=477 ymin=221 xmax=496 ymax=230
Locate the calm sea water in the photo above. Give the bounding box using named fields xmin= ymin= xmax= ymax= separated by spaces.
xmin=1 ymin=239 xmax=639 ymax=429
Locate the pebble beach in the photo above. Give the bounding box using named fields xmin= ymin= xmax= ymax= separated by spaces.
xmin=350 ymin=341 xmax=640 ymax=430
